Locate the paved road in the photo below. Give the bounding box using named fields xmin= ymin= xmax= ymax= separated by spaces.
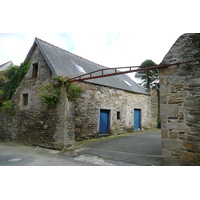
xmin=73 ymin=129 xmax=162 ymax=166
xmin=0 ymin=142 xmax=98 ymax=166
xmin=0 ymin=129 xmax=162 ymax=166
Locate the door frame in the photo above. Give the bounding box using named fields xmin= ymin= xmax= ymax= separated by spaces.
xmin=134 ymin=108 xmax=141 ymax=131
xmin=97 ymin=108 xmax=113 ymax=134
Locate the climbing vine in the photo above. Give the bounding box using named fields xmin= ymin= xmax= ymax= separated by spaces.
xmin=37 ymin=76 xmax=86 ymax=107
xmin=0 ymin=61 xmax=30 ymax=109
xmin=37 ymin=83 xmax=60 ymax=108
xmin=66 ymin=81 xmax=86 ymax=101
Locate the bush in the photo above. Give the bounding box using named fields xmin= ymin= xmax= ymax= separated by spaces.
xmin=0 ymin=61 xmax=30 ymax=102
xmin=38 ymin=77 xmax=86 ymax=107
xmin=37 ymin=83 xmax=60 ymax=108
xmin=66 ymin=82 xmax=85 ymax=101
xmin=1 ymin=100 xmax=14 ymax=110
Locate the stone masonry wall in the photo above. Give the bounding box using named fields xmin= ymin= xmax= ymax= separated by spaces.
xmin=74 ymin=83 xmax=157 ymax=140
xmin=0 ymin=46 xmax=75 ymax=149
xmin=160 ymin=33 xmax=200 ymax=165
xmin=0 ymin=45 xmax=158 ymax=148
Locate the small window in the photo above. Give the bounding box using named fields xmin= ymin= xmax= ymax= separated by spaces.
xmin=123 ymin=80 xmax=132 ymax=86
xmin=50 ymin=69 xmax=52 ymax=77
xmin=32 ymin=63 xmax=38 ymax=77
xmin=75 ymin=65 xmax=86 ymax=73
xmin=23 ymin=94 xmax=28 ymax=106
xmin=117 ymin=111 xmax=121 ymax=120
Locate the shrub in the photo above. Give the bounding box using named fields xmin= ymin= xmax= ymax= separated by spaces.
xmin=38 ymin=77 xmax=86 ymax=107
xmin=1 ymin=100 xmax=14 ymax=110
xmin=37 ymin=83 xmax=60 ymax=108
xmin=66 ymin=82 xmax=85 ymax=101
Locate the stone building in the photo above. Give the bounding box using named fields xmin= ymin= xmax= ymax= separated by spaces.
xmin=0 ymin=38 xmax=158 ymax=149
xmin=0 ymin=61 xmax=14 ymax=71
xmin=159 ymin=33 xmax=200 ymax=165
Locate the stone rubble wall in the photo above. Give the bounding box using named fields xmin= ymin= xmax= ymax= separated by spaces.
xmin=74 ymin=83 xmax=158 ymax=140
xmin=159 ymin=33 xmax=200 ymax=165
xmin=0 ymin=45 xmax=158 ymax=149
xmin=0 ymin=46 xmax=75 ymax=149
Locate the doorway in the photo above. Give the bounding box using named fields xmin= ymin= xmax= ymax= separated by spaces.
xmin=134 ymin=109 xmax=141 ymax=131
xmin=99 ymin=109 xmax=110 ymax=134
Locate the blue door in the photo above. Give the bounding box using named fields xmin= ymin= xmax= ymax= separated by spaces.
xmin=99 ymin=110 xmax=110 ymax=134
xmin=134 ymin=109 xmax=141 ymax=131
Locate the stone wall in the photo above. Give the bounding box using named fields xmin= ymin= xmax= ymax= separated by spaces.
xmin=0 ymin=45 xmax=158 ymax=149
xmin=0 ymin=46 xmax=75 ymax=149
xmin=74 ymin=83 xmax=158 ymax=140
xmin=150 ymin=88 xmax=159 ymax=127
xmin=160 ymin=33 xmax=200 ymax=165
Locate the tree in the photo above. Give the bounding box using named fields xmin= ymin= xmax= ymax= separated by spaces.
xmin=135 ymin=59 xmax=158 ymax=91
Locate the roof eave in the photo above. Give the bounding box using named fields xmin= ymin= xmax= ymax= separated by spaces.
xmin=83 ymin=81 xmax=149 ymax=95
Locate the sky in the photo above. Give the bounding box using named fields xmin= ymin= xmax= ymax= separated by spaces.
xmin=1 ymin=0 xmax=200 ymax=197
xmin=0 ymin=32 xmax=185 ymax=82
xmin=1 ymin=0 xmax=200 ymax=83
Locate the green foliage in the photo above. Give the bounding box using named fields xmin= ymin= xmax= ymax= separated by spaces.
xmin=0 ymin=89 xmax=3 ymax=99
xmin=0 ymin=89 xmax=4 ymax=107
xmin=38 ymin=76 xmax=86 ymax=107
xmin=66 ymin=82 xmax=85 ymax=101
xmin=0 ymin=71 xmax=9 ymax=82
xmin=52 ymin=76 xmax=86 ymax=101
xmin=37 ymin=83 xmax=60 ymax=108
xmin=53 ymin=76 xmax=69 ymax=84
xmin=135 ymin=59 xmax=158 ymax=91
xmin=0 ymin=61 xmax=30 ymax=102
xmin=1 ymin=100 xmax=14 ymax=110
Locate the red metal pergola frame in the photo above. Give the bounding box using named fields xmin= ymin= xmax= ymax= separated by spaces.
xmin=66 ymin=59 xmax=200 ymax=83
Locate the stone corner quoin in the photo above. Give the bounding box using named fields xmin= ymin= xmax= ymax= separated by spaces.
xmin=159 ymin=33 xmax=200 ymax=166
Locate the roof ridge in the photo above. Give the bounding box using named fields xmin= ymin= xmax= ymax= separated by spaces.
xmin=0 ymin=61 xmax=13 ymax=67
xmin=35 ymin=37 xmax=109 ymax=69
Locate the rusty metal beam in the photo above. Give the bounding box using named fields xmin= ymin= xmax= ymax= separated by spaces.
xmin=66 ymin=59 xmax=200 ymax=83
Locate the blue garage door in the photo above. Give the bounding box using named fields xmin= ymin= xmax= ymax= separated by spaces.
xmin=99 ymin=110 xmax=110 ymax=134
xmin=134 ymin=109 xmax=141 ymax=131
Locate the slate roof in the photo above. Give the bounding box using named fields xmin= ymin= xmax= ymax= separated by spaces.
xmin=25 ymin=38 xmax=148 ymax=95
xmin=0 ymin=61 xmax=14 ymax=71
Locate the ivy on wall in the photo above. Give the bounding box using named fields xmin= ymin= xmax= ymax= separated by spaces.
xmin=0 ymin=63 xmax=86 ymax=109
xmin=0 ymin=61 xmax=30 ymax=109
xmin=37 ymin=76 xmax=86 ymax=108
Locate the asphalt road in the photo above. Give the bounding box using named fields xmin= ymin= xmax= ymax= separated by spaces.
xmin=0 ymin=129 xmax=162 ymax=166
xmin=0 ymin=142 xmax=98 ymax=166
xmin=73 ymin=129 xmax=162 ymax=166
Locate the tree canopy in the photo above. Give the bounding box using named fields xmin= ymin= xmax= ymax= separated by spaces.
xmin=135 ymin=59 xmax=158 ymax=91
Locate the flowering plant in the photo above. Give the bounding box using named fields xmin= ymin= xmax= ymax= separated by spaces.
xmin=37 ymin=83 xmax=60 ymax=107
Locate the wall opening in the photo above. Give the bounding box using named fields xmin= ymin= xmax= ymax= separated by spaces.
xmin=32 ymin=63 xmax=38 ymax=77
xmin=23 ymin=93 xmax=29 ymax=106
xmin=134 ymin=109 xmax=141 ymax=131
xmin=117 ymin=111 xmax=121 ymax=120
xmin=99 ymin=109 xmax=110 ymax=134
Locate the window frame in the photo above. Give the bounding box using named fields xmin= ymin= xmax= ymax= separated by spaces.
xmin=117 ymin=111 xmax=121 ymax=120
xmin=32 ymin=63 xmax=39 ymax=77
xmin=23 ymin=93 xmax=29 ymax=106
